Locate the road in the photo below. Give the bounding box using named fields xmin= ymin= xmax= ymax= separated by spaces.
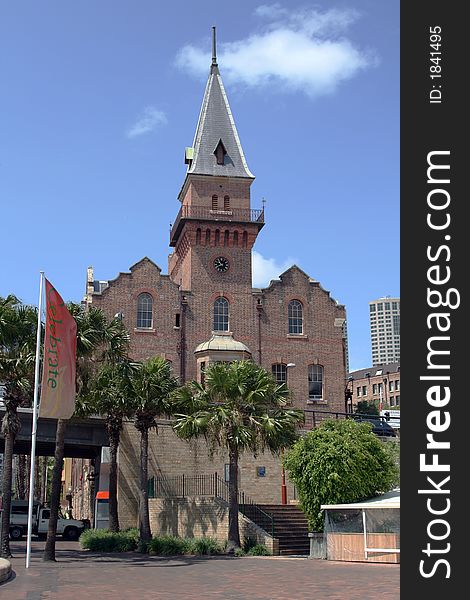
xmin=2 ymin=539 xmax=400 ymax=600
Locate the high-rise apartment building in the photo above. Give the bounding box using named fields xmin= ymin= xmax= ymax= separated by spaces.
xmin=369 ymin=297 xmax=400 ymax=366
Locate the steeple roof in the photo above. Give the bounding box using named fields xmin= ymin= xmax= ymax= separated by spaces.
xmin=185 ymin=30 xmax=254 ymax=180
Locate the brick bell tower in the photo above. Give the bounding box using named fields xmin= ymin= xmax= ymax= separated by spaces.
xmin=168 ymin=27 xmax=264 ymax=291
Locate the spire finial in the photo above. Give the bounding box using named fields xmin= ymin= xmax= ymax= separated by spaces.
xmin=211 ymin=26 xmax=217 ymax=67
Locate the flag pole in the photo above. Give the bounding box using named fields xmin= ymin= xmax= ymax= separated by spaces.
xmin=26 ymin=271 xmax=45 ymax=569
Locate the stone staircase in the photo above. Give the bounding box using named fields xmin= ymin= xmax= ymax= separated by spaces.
xmin=257 ymin=504 xmax=310 ymax=555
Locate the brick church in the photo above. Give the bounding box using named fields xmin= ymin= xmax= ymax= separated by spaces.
xmin=76 ymin=38 xmax=348 ymax=527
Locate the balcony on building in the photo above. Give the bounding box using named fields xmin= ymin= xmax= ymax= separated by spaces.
xmin=170 ymin=204 xmax=265 ymax=247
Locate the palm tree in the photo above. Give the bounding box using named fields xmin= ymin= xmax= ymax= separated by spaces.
xmin=0 ymin=295 xmax=38 ymax=558
xmin=77 ymin=360 xmax=137 ymax=532
xmin=43 ymin=305 xmax=129 ymax=561
xmin=128 ymin=357 xmax=178 ymax=542
xmin=173 ymin=360 xmax=305 ymax=551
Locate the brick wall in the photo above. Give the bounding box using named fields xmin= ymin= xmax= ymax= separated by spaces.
xmin=148 ymin=496 xmax=279 ymax=554
xmin=117 ymin=421 xmax=295 ymax=530
xmin=89 ymin=260 xmax=346 ymax=410
xmin=349 ymin=366 xmax=401 ymax=410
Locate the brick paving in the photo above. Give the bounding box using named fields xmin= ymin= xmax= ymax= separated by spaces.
xmin=1 ymin=540 xmax=399 ymax=600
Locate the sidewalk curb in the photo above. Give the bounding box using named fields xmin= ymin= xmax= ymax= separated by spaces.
xmin=0 ymin=557 xmax=12 ymax=583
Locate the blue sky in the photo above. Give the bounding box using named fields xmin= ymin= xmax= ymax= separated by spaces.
xmin=0 ymin=1 xmax=399 ymax=371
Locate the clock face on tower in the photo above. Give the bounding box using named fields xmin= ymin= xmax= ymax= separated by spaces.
xmin=214 ymin=256 xmax=230 ymax=273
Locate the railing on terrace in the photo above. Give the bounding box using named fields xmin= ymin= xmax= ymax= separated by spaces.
xmin=147 ymin=472 xmax=275 ymax=537
xmin=301 ymin=409 xmax=400 ymax=432
xmin=170 ymin=205 xmax=265 ymax=246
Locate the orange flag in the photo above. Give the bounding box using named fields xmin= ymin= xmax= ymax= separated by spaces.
xmin=39 ymin=279 xmax=77 ymax=419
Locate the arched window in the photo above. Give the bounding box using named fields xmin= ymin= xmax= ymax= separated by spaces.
xmin=196 ymin=228 xmax=201 ymax=245
xmin=205 ymin=229 xmax=211 ymax=245
xmin=215 ymin=229 xmax=220 ymax=245
xmin=137 ymin=293 xmax=153 ymax=329
xmin=224 ymin=195 xmax=230 ymax=210
xmin=224 ymin=230 xmax=229 ymax=246
xmin=212 ymin=195 xmax=218 ymax=210
xmin=233 ymin=231 xmax=239 ymax=246
xmin=272 ymin=363 xmax=287 ymax=385
xmin=213 ymin=297 xmax=229 ymax=331
xmin=242 ymin=231 xmax=248 ymax=248
xmin=308 ymin=364 xmax=324 ymax=400
xmin=288 ymin=300 xmax=303 ymax=334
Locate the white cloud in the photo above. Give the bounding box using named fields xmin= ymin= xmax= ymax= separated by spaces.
xmin=176 ymin=4 xmax=376 ymax=98
xmin=126 ymin=107 xmax=167 ymax=138
xmin=252 ymin=250 xmax=296 ymax=287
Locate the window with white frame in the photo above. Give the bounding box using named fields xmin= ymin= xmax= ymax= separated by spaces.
xmin=288 ymin=300 xmax=303 ymax=334
xmin=272 ymin=363 xmax=287 ymax=385
xmin=137 ymin=293 xmax=153 ymax=328
xmin=213 ymin=297 xmax=229 ymax=331
xmin=308 ymin=364 xmax=323 ymax=400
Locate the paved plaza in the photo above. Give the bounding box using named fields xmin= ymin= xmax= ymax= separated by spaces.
xmin=1 ymin=540 xmax=399 ymax=600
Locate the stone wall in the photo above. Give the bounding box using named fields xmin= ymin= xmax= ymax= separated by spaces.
xmin=148 ymin=496 xmax=279 ymax=554
xmin=117 ymin=421 xmax=295 ymax=531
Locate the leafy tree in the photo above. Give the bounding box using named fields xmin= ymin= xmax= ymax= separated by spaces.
xmin=284 ymin=419 xmax=399 ymax=531
xmin=77 ymin=360 xmax=137 ymax=532
xmin=0 ymin=295 xmax=38 ymax=558
xmin=128 ymin=356 xmax=178 ymax=543
xmin=173 ymin=361 xmax=304 ymax=551
xmin=355 ymin=400 xmax=379 ymax=415
xmin=43 ymin=305 xmax=129 ymax=561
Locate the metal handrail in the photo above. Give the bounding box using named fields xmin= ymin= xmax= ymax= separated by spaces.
xmin=170 ymin=205 xmax=264 ymax=243
xmin=147 ymin=472 xmax=275 ymax=538
xmin=301 ymin=409 xmax=400 ymax=429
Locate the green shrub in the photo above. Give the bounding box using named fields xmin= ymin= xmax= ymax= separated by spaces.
xmin=79 ymin=528 xmax=138 ymax=552
xmin=148 ymin=535 xmax=224 ymax=556
xmin=234 ymin=548 xmax=246 ymax=557
xmin=242 ymin=536 xmax=258 ymax=553
xmin=247 ymin=544 xmax=271 ymax=556
xmin=149 ymin=535 xmax=190 ymax=556
xmin=189 ymin=537 xmax=224 ymax=555
xmin=284 ymin=419 xmax=400 ymax=531
xmin=137 ymin=539 xmax=151 ymax=554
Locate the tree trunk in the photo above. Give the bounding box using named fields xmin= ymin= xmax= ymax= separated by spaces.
xmin=89 ymin=460 xmax=95 ymax=527
xmin=1 ymin=396 xmax=21 ymax=559
xmin=34 ymin=456 xmax=41 ymax=501
xmin=40 ymin=457 xmax=48 ymax=504
xmin=138 ymin=427 xmax=151 ymax=542
xmin=17 ymin=454 xmax=26 ymax=500
xmin=227 ymin=445 xmax=240 ymax=552
xmin=0 ymin=431 xmax=15 ymax=558
xmin=43 ymin=419 xmax=67 ymax=562
xmin=107 ymin=418 xmax=121 ymax=533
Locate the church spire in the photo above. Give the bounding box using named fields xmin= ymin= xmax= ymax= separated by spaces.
xmin=181 ymin=28 xmax=254 ymax=187
xmin=211 ymin=26 xmax=218 ymax=73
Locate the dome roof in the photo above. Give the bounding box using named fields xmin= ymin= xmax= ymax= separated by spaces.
xmin=194 ymin=332 xmax=251 ymax=354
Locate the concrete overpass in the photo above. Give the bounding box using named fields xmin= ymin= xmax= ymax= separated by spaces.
xmin=0 ymin=406 xmax=108 ymax=459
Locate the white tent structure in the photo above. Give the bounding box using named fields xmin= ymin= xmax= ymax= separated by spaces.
xmin=321 ymin=490 xmax=400 ymax=563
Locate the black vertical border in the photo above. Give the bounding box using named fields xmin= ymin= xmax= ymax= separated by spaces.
xmin=401 ymin=2 xmax=466 ymax=596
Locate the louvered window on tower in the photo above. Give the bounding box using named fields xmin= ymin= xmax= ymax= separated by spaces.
xmin=212 ymin=195 xmax=218 ymax=210
xmin=214 ymin=139 xmax=227 ymax=165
